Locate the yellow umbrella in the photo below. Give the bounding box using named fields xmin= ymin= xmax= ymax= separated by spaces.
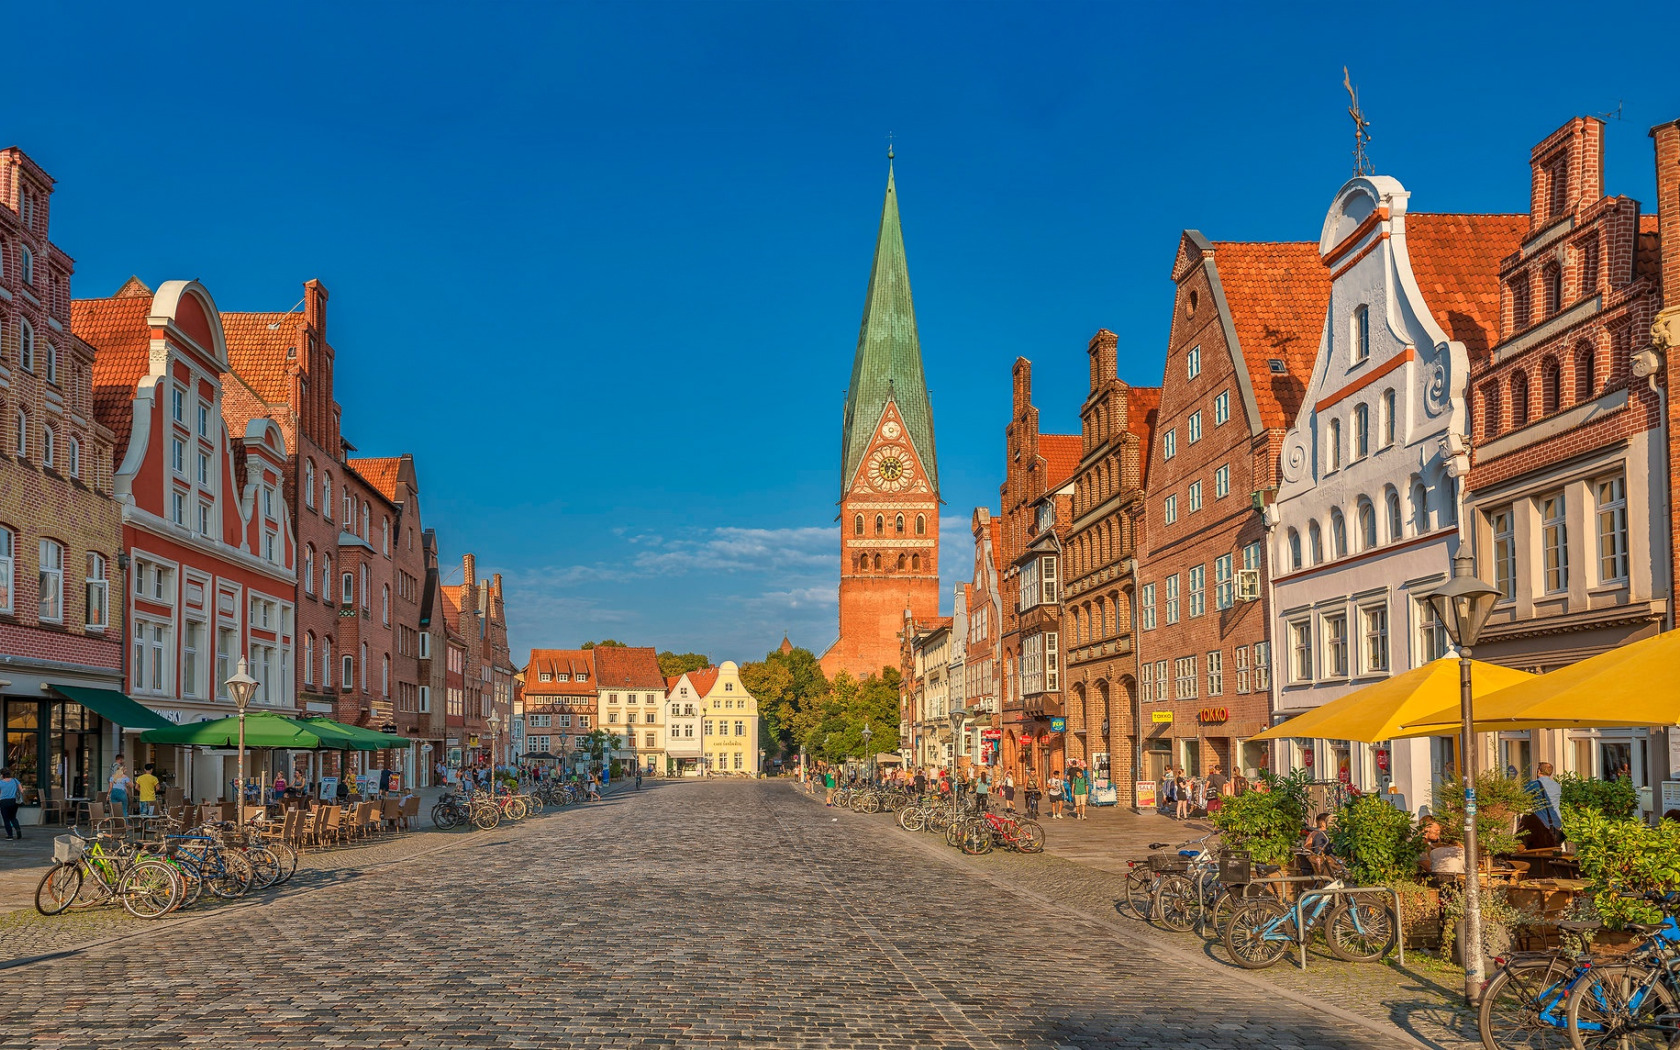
xmin=1250 ymin=657 xmax=1535 ymax=744
xmin=1398 ymin=629 xmax=1680 ymax=736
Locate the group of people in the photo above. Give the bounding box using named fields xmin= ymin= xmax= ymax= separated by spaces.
xmin=1158 ymin=763 xmax=1245 ymax=819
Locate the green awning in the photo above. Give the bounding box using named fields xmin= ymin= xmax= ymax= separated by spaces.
xmin=298 ymin=717 xmax=411 ymax=749
xmin=54 ymin=686 xmax=173 ymax=731
xmin=140 ymin=712 xmax=336 ymax=748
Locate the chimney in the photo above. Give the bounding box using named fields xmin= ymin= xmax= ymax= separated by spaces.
xmin=1089 ymin=329 xmax=1118 ymax=391
xmin=463 ymin=553 xmax=477 ymax=590
xmin=492 ymin=573 xmax=505 ymax=619
xmin=304 ymin=279 xmax=329 ymax=337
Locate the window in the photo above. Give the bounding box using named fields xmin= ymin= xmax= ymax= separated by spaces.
xmin=181 ymin=619 xmax=206 ymax=699
xmin=1235 ymin=647 xmax=1250 ymax=693
xmin=1489 ymin=506 xmax=1516 ymax=600
xmin=382 ymin=584 xmax=390 ymax=624
xmin=19 ymin=246 xmax=31 ymax=285
xmin=1187 ymin=345 xmax=1201 ymax=379
xmin=41 ymin=425 xmax=54 ymax=469
xmin=916 ymin=514 xmax=926 ymax=536
xmin=853 ymin=514 xmax=863 ymax=537
xmin=1330 ymin=509 xmax=1348 ymax=558
xmin=171 ymin=438 xmax=185 ymax=475
xmin=1352 ymin=304 xmax=1370 ymax=363
xmin=1287 ymin=529 xmax=1302 ymax=571
xmin=1576 ymin=344 xmax=1596 ymax=402
xmin=342 ymin=571 xmax=354 ymax=604
xmin=1254 ymin=641 xmax=1270 ymax=690
xmin=197 ymin=401 xmax=209 ymax=438
xmin=1163 ymin=494 xmax=1178 ymax=525
xmin=382 ymin=655 xmax=390 ymax=697
xmin=14 ymin=409 xmax=26 ymax=457
xmin=304 ymin=460 xmax=315 ymax=507
xmin=85 ymin=553 xmax=107 ymax=628
xmin=1140 ymin=583 xmax=1156 ymax=631
xmin=382 ymin=517 xmax=391 ymax=555
xmin=171 ymin=385 xmax=184 ymax=424
xmin=1214 ymin=390 xmax=1230 ymax=426
xmin=418 ymin=632 xmax=430 ymax=659
xmin=1207 ymin=651 xmax=1223 ymax=696
xmin=1215 ymin=553 xmax=1234 ymax=610
xmin=1173 ymin=656 xmax=1198 ymax=700
xmin=18 ymin=320 xmax=33 ymax=372
xmin=360 ymin=565 xmax=369 ymax=611
xmin=1542 ymin=263 xmax=1562 ymax=318
xmin=43 ymin=343 xmax=57 ymax=385
xmin=133 ymin=620 xmax=171 ymax=694
xmin=197 ymin=451 xmax=210 ymax=486
xmin=1385 ymin=488 xmax=1402 ymax=543
xmin=1322 ymin=612 xmax=1349 ymax=678
xmin=1360 ymin=604 xmax=1389 ymax=674
xmin=1512 ymin=278 xmax=1531 ymax=332
xmin=419 ymin=686 xmax=431 ymax=713
xmin=1327 ymin=418 xmax=1342 ymax=470
xmin=1412 ymin=482 xmax=1430 ymax=536
xmin=1164 ymin=574 xmax=1180 ymax=625
xmin=303 ymin=546 xmax=314 ymax=595
xmin=1541 ymin=492 xmax=1568 ymax=594
xmin=343 ymin=655 xmax=355 ymax=690
xmin=171 ymin=491 xmax=185 ymax=526
xmin=37 ymin=539 xmax=63 ymax=621
xmin=1357 ymin=498 xmax=1377 ymax=551
xmin=874 ymin=514 xmax=883 ymax=536
xmin=1188 ymin=411 xmax=1203 ymax=445
xmin=1541 ymin=358 xmax=1561 ymax=415
xmin=1381 ymin=389 xmax=1396 ymax=447
xmin=1353 ymin=403 xmax=1369 ymax=459
xmin=1163 ymin=429 xmax=1177 ymax=460
xmin=1308 ymin=521 xmax=1323 ymax=564
xmin=1597 ymin=475 xmax=1628 ymax=583
xmin=322 ymin=475 xmax=332 ymax=519
xmin=322 ymin=638 xmax=333 ymax=687
xmin=895 ymin=513 xmax=904 ymax=535
xmin=1188 ymin=480 xmax=1202 ymax=512
xmin=1187 ymin=564 xmax=1205 ymax=618
xmin=1214 ymin=465 xmax=1230 ymax=500
xmin=68 ymin=438 xmax=80 ymax=478
xmin=1417 ymin=599 xmax=1449 ymax=662
xmin=1140 ymin=661 xmax=1155 ymax=702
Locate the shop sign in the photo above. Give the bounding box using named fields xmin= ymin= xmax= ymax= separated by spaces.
xmin=1198 ymin=707 xmax=1229 ymax=724
xmin=1135 ymin=781 xmax=1157 ymax=808
xmin=446 ymin=738 xmax=459 ymax=746
xmin=1050 ymin=717 xmax=1066 ymax=733
xmin=1151 ymin=711 xmax=1174 ymax=724
xmin=981 ymin=727 xmax=1002 ymax=741
xmin=1019 ymin=733 xmax=1034 ymax=747
xmin=1375 ymin=748 xmax=1391 ymax=773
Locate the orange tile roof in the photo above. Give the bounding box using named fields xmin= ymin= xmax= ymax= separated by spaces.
xmin=1404 ymin=213 xmax=1528 ymax=358
xmin=591 ymin=646 xmax=665 ymax=690
xmin=75 ymin=294 xmax=155 ymax=454
xmin=1208 ymin=241 xmax=1330 ymax=430
xmin=439 ymin=586 xmax=463 ymax=632
xmin=524 ymin=649 xmax=599 ymax=698
xmin=988 ymin=518 xmax=1002 ymax=574
xmin=220 ymin=312 xmax=297 ymax=402
xmin=684 ymin=667 xmax=720 ymax=697
xmin=348 ymin=457 xmax=402 ymax=502
xmin=1124 ymin=386 xmax=1162 ymax=485
xmin=1038 ymin=433 xmax=1082 ymax=489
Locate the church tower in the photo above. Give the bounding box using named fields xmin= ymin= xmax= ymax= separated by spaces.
xmin=820 ymin=157 xmax=941 ymax=682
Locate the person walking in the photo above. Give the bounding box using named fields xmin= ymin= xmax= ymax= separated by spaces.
xmin=1047 ymin=770 xmax=1064 ymax=820
xmin=136 ymin=763 xmax=161 ymax=817
xmin=1001 ymin=771 xmax=1016 ymax=815
xmin=1174 ymin=772 xmax=1191 ymax=820
xmin=0 ymin=768 xmax=22 ymax=839
xmin=823 ymin=766 xmax=837 ymax=806
xmin=976 ymin=771 xmax=992 ymax=813
xmin=1071 ymin=766 xmax=1090 ymax=820
xmin=108 ymin=757 xmax=132 ymax=820
xmin=635 ymin=768 xmax=643 ymax=791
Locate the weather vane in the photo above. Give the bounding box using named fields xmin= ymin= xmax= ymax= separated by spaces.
xmin=1344 ymin=67 xmax=1373 ymax=176
xmin=887 ymin=131 xmax=894 ymax=161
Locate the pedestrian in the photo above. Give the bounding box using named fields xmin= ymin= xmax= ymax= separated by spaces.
xmin=1047 ymin=769 xmax=1064 ymax=819
xmin=635 ymin=768 xmax=643 ymax=791
xmin=136 ymin=763 xmax=161 ymax=817
xmin=0 ymin=768 xmax=21 ymax=839
xmin=272 ymin=772 xmax=288 ymax=804
xmin=108 ymin=756 xmax=132 ymax=820
xmin=913 ymin=770 xmax=927 ymax=796
xmin=1001 ymin=771 xmax=1016 ymax=814
xmin=1072 ymin=766 xmax=1090 ymax=820
xmin=1025 ymin=775 xmax=1041 ymax=820
xmin=1206 ymin=763 xmax=1229 ymax=815
xmin=1174 ymin=773 xmax=1190 ymax=820
xmin=1307 ymin=812 xmax=1332 ymax=855
xmin=1526 ymin=761 xmax=1563 ymax=834
xmin=824 ymin=766 xmax=837 ymax=806
xmin=976 ymin=771 xmax=992 ymax=813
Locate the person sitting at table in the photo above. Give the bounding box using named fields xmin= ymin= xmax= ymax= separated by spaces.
xmin=1420 ymin=818 xmax=1466 ymax=876
xmin=1525 ymin=762 xmax=1563 ymax=841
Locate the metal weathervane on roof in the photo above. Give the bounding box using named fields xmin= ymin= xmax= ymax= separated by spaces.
xmin=1343 ymin=67 xmax=1373 ymax=177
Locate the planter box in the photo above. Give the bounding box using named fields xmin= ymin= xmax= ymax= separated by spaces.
xmin=17 ymin=805 xmax=43 ymax=826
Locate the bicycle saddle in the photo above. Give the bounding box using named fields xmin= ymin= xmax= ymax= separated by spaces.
xmin=1147 ymin=842 xmax=1169 ymax=850
xmin=1254 ymin=863 xmax=1281 ymax=876
xmin=1628 ymin=922 xmax=1668 ymax=935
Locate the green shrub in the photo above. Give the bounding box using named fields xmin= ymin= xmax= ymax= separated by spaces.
xmin=1432 ymin=771 xmax=1533 ymax=858
xmin=1330 ymin=793 xmax=1421 ymax=885
xmin=1212 ymin=768 xmax=1311 ymax=867
xmin=1558 ymin=772 xmax=1639 ymax=819
xmin=1561 ymin=807 xmax=1680 ymax=928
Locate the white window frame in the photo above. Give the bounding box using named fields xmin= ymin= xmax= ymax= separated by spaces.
xmin=1187 ymin=564 xmax=1205 ymax=618
xmin=37 ymin=539 xmax=63 ymax=622
xmin=1288 ymin=620 xmax=1313 ymax=684
xmin=1321 ymin=611 xmax=1349 ymax=678
xmin=1188 ymin=480 xmax=1202 ymax=513
xmin=1163 ymin=494 xmax=1178 ymax=525
xmin=1214 ymin=464 xmax=1230 ymax=500
xmin=1214 ymin=390 xmax=1230 ymax=426
xmin=1140 ymin=583 xmax=1156 ymax=631
xmin=1214 ymin=553 xmax=1235 ymax=610
xmin=84 ymin=552 xmax=108 ymax=629
xmin=1187 ymin=345 xmax=1201 ymax=379
xmin=1541 ymin=491 xmax=1568 ymax=594
xmin=1360 ymin=602 xmax=1389 ymax=675
xmin=1188 ymin=410 xmax=1203 ymax=445
xmin=1164 ymin=574 xmax=1180 ymax=625
xmin=1163 ymin=428 xmax=1177 ymax=460
xmin=1206 ymin=650 xmax=1223 ymax=696
xmin=1596 ymin=475 xmax=1629 ymax=584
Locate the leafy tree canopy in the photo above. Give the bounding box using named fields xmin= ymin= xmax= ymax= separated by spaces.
xmin=658 ymin=651 xmax=711 ymax=677
xmin=741 ymin=645 xmax=829 ymax=760
xmin=581 ymin=640 xmax=627 ymax=649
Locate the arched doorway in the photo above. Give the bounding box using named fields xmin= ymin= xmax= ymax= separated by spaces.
xmin=1094 ymin=679 xmax=1112 ymax=781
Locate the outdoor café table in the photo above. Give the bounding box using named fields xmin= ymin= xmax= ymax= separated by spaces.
xmin=1512 ymin=847 xmax=1571 ymax=880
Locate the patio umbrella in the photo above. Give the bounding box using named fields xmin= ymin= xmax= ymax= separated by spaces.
xmin=140 ymin=711 xmax=335 ymax=749
xmin=1250 ymin=657 xmax=1535 ymax=744
xmin=297 ymin=717 xmax=412 ymax=749
xmin=1397 ymin=629 xmax=1680 ymax=735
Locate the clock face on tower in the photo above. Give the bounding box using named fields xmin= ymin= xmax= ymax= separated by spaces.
xmin=867 ymin=445 xmax=914 ymax=492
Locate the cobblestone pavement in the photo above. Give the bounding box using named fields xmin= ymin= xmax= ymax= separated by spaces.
xmin=0 ymin=780 xmax=1456 ymax=1048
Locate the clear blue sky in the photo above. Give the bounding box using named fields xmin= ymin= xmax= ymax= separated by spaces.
xmin=13 ymin=2 xmax=1674 ymax=666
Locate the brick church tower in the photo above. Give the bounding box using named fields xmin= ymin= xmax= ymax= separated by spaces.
xmin=820 ymin=157 xmax=941 ymax=682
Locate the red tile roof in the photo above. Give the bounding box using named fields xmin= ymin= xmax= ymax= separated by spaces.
xmin=680 ymin=667 xmax=720 ymax=698
xmin=348 ymin=457 xmax=402 ymax=502
xmin=591 ymin=646 xmax=665 ymax=691
xmin=1039 ymin=433 xmax=1082 ymax=489
xmin=75 ymin=294 xmax=155 ymax=455
xmin=219 ymin=312 xmax=297 ymax=402
xmin=1208 ymin=241 xmax=1330 ymax=430
xmin=524 ymin=649 xmax=599 ymax=698
xmin=988 ymin=518 xmax=1002 ymax=574
xmin=1125 ymin=386 xmax=1162 ymax=485
xmin=439 ymin=586 xmax=463 ymax=633
xmin=1404 ymin=213 xmax=1527 ymax=358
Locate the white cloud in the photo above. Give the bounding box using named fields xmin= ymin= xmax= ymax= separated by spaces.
xmin=631 ymin=526 xmax=831 ymax=575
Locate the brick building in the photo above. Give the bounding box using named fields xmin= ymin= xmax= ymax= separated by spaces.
xmin=995 ymin=359 xmax=1080 ymax=783
xmin=524 ymin=648 xmax=598 ymax=772
xmin=960 ymin=509 xmax=1003 ymax=769
xmin=1655 ymin=119 xmax=1680 ymax=642
xmin=79 ymin=278 xmax=299 ymax=799
xmin=1464 ymin=117 xmax=1670 ymax=797
xmin=0 ymin=146 xmax=128 ymax=817
xmin=1271 ymin=176 xmax=1521 ymax=810
xmin=821 ymin=160 xmax=941 ymax=683
xmin=1063 ymin=331 xmax=1157 ymax=803
xmin=416 ymin=528 xmax=449 ymax=782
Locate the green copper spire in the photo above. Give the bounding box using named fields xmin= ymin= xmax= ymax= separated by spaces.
xmin=840 ymin=159 xmax=938 ymax=499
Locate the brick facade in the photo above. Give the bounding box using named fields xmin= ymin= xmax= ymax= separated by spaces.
xmin=1649 ymin=119 xmax=1680 ymax=638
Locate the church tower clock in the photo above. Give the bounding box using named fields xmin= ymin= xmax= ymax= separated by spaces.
xmin=820 ymin=156 xmax=941 ymax=682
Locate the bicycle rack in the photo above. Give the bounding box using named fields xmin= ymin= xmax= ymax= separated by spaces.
xmin=1290 ymin=885 xmax=1406 ymax=970
xmin=1199 ymin=873 xmax=1323 ymax=933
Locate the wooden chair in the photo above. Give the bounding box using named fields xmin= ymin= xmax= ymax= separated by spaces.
xmin=400 ymin=795 xmax=420 ymax=830
xmin=302 ymin=807 xmax=327 ymax=849
xmin=381 ymin=798 xmax=400 ymax=832
xmin=323 ymin=805 xmax=344 ymax=846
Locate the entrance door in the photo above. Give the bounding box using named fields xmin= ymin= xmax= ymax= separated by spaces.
xmin=1144 ymin=743 xmax=1170 ymax=784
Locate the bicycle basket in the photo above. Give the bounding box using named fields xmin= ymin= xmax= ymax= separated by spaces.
xmin=1147 ymin=853 xmax=1190 ymax=873
xmin=53 ymin=835 xmax=85 ymax=864
xmin=1218 ymin=850 xmax=1252 ymax=886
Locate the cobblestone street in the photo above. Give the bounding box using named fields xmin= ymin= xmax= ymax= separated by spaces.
xmin=0 ymin=781 xmax=1469 ymax=1049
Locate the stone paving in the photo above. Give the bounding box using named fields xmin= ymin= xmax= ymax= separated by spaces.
xmin=2 ymin=781 xmax=1460 ymax=1048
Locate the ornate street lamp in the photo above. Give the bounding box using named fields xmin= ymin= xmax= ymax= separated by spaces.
xmin=1426 ymin=553 xmax=1502 ymax=1005
xmin=224 ymin=657 xmax=259 ymax=808
xmin=861 ymin=722 xmax=873 ymax=784
xmin=487 ymin=710 xmax=502 ymax=774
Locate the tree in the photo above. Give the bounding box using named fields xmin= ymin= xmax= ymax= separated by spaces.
xmin=658 ymin=651 xmax=710 ymax=677
xmin=793 ymin=668 xmax=900 ymax=764
xmin=580 ymin=728 xmax=622 ymax=767
xmin=740 ymin=645 xmax=829 ymax=763
xmin=581 ymin=640 xmax=627 ymax=649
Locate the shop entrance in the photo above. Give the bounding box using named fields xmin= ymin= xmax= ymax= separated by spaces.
xmin=1143 ymin=740 xmax=1171 ymax=783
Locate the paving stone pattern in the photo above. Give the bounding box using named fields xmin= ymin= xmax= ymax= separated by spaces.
xmin=5 ymin=782 xmax=1442 ymax=1048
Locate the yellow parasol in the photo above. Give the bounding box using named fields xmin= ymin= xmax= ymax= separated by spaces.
xmin=1397 ymin=629 xmax=1680 ymax=736
xmin=1250 ymin=657 xmax=1535 ymax=744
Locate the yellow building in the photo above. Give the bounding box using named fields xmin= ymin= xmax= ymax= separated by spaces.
xmin=700 ymin=661 xmax=760 ymax=776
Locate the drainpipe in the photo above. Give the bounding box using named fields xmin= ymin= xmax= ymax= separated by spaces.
xmin=1634 ymin=341 xmax=1673 ymax=796
xmin=1125 ymin=556 xmax=1142 ymax=813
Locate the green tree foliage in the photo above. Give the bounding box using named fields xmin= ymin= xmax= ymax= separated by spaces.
xmin=1563 ymin=807 xmax=1680 ymax=928
xmin=581 ymin=640 xmax=627 ymax=649
xmin=1432 ymin=772 xmax=1533 ymax=858
xmin=1558 ymin=772 xmax=1639 ymax=818
xmin=1330 ymin=793 xmax=1422 ymax=885
xmin=740 ymin=645 xmax=828 ymax=761
xmin=797 ymin=669 xmax=901 ymax=763
xmin=657 ymin=651 xmax=711 ymax=677
xmin=1212 ymin=768 xmax=1312 ymax=866
xmin=580 ymin=728 xmax=622 ymax=764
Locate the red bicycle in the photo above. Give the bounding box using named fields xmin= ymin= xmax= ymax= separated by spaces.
xmin=958 ymin=811 xmax=1046 ymax=855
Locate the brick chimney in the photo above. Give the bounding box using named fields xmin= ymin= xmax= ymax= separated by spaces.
xmin=1652 ymin=120 xmax=1680 ymax=319
xmin=462 ymin=553 xmax=477 ymax=590
xmin=491 ymin=572 xmax=504 ymax=620
xmin=1089 ymin=329 xmax=1118 ymax=390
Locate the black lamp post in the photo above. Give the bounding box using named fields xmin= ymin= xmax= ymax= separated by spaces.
xmin=225 ymin=658 xmax=259 ymax=807
xmin=861 ymin=723 xmax=874 ymax=785
xmin=1426 ymin=553 xmax=1501 ymax=1004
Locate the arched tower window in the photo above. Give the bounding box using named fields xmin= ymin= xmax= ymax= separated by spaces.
xmin=915 ymin=514 xmax=925 ymax=536
xmin=1511 ymin=371 xmax=1531 ymax=429
xmin=1287 ymin=528 xmax=1302 ymax=571
xmin=1575 ymin=342 xmax=1596 ymax=402
xmin=1541 ymin=357 xmax=1560 ymax=415
xmin=1357 ymin=497 xmax=1377 ymax=551
xmin=853 ymin=514 xmax=863 ymax=537
xmin=874 ymin=514 xmax=884 ymax=536
xmin=872 ymin=553 xmax=881 ymax=571
xmin=911 ymin=553 xmax=921 ymax=571
xmin=894 ymin=514 xmax=904 ymax=535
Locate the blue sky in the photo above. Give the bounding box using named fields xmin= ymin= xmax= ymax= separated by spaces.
xmin=12 ymin=2 xmax=1674 ymax=665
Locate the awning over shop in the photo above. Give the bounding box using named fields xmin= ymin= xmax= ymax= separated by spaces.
xmin=1250 ymin=658 xmax=1535 ymax=744
xmin=297 ymin=717 xmax=411 ymax=749
xmin=52 ymin=686 xmax=173 ymax=731
xmin=141 ymin=711 xmax=334 ymax=748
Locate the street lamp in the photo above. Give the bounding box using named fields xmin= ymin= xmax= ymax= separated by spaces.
xmin=487 ymin=711 xmax=502 ymax=773
xmin=948 ymin=709 xmax=966 ymax=772
xmin=861 ymin=723 xmax=874 ymax=785
xmin=1426 ymin=552 xmax=1502 ymax=1005
xmin=224 ymin=657 xmax=259 ymax=809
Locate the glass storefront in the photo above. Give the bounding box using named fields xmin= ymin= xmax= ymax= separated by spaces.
xmin=3 ymin=698 xmax=107 ymax=805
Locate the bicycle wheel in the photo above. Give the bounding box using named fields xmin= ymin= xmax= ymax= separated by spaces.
xmin=244 ymin=847 xmax=282 ymax=891
xmin=959 ymin=820 xmax=992 ymax=856
xmin=1480 ymin=956 xmax=1574 ymax=1050
xmin=1566 ymin=963 xmax=1676 ymax=1050
xmin=1121 ymin=869 xmax=1155 ymax=920
xmin=898 ymin=808 xmax=925 ymax=832
xmin=1206 ymin=888 xmax=1240 ymax=941
xmin=508 ymin=798 xmax=529 ymax=821
xmin=1013 ymin=820 xmax=1045 ymax=854
xmin=431 ymin=804 xmax=458 ymax=829
xmin=119 ymin=860 xmax=181 ymax=920
xmin=34 ymin=862 xmax=83 ymax=916
xmin=1153 ymin=873 xmax=1200 ymax=933
xmin=269 ymin=841 xmax=300 ymax=885
xmin=471 ymin=803 xmax=501 ymax=831
xmin=1326 ymin=899 xmax=1396 ymax=962
xmin=1223 ymin=898 xmax=1296 ymax=970
xmin=206 ymin=851 xmax=253 ymax=899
